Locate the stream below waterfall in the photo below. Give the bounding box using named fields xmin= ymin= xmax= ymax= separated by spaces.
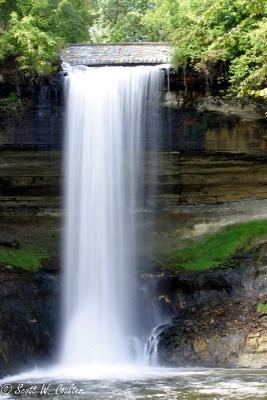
xmin=1 ymin=368 xmax=267 ymax=399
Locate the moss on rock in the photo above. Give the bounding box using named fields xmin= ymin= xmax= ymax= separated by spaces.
xmin=0 ymin=246 xmax=49 ymax=271
xmin=158 ymin=220 xmax=267 ymax=271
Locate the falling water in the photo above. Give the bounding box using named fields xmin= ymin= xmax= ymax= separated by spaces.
xmin=61 ymin=65 xmax=165 ymax=366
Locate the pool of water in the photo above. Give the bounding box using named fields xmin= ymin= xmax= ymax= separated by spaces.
xmin=2 ymin=366 xmax=267 ymax=399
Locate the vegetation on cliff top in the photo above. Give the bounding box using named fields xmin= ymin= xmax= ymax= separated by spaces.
xmin=0 ymin=0 xmax=266 ymax=101
xmin=0 ymin=0 xmax=92 ymax=76
xmin=90 ymin=0 xmax=267 ymax=102
xmin=148 ymin=0 xmax=267 ymax=99
xmin=159 ymin=220 xmax=267 ymax=271
xmin=0 ymin=245 xmax=48 ymax=271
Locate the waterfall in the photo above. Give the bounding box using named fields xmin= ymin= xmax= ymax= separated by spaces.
xmin=61 ymin=65 xmax=165 ymax=366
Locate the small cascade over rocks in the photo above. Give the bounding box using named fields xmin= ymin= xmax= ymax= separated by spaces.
xmin=145 ymin=323 xmax=170 ymax=365
xmin=60 ymin=64 xmax=167 ymax=367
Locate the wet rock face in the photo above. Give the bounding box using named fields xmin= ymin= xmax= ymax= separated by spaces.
xmin=154 ymin=244 xmax=267 ymax=368
xmin=0 ymin=267 xmax=59 ymax=378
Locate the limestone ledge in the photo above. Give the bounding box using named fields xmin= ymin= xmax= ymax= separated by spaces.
xmin=61 ymin=43 xmax=171 ymax=66
xmin=164 ymin=91 xmax=267 ymax=120
xmin=0 ymin=150 xmax=267 ymax=215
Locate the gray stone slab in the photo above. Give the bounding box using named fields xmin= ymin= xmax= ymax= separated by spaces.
xmin=61 ymin=43 xmax=171 ymax=66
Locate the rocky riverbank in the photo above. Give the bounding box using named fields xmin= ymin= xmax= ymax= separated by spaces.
xmin=153 ymin=242 xmax=267 ymax=368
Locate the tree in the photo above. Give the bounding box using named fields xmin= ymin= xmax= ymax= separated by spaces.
xmin=0 ymin=0 xmax=93 ymax=76
xmin=89 ymin=0 xmax=155 ymax=42
xmin=141 ymin=0 xmax=267 ymax=100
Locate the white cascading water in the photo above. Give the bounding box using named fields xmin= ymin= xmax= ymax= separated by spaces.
xmin=61 ymin=65 xmax=165 ymax=366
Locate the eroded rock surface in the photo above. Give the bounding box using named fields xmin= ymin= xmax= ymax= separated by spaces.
xmin=150 ymin=243 xmax=267 ymax=367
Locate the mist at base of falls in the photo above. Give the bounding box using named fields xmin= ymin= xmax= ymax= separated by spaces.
xmin=60 ymin=65 xmax=168 ymax=367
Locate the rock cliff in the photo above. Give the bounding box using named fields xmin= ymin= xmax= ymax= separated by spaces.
xmin=153 ymin=243 xmax=267 ymax=367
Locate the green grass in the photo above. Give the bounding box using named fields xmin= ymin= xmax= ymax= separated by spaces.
xmin=0 ymin=246 xmax=49 ymax=271
xmin=257 ymin=301 xmax=267 ymax=314
xmin=160 ymin=220 xmax=267 ymax=271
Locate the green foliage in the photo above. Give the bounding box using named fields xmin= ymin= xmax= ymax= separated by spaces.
xmin=141 ymin=0 xmax=180 ymax=41
xmin=1 ymin=0 xmax=267 ymax=97
xmin=0 ymin=245 xmax=49 ymax=271
xmin=89 ymin=0 xmax=156 ymax=42
xmin=127 ymin=0 xmax=266 ymax=100
xmin=88 ymin=0 xmax=267 ymax=101
xmin=257 ymin=301 xmax=267 ymax=314
xmin=159 ymin=220 xmax=267 ymax=271
xmin=0 ymin=0 xmax=92 ymax=76
xmin=0 ymin=92 xmax=22 ymax=117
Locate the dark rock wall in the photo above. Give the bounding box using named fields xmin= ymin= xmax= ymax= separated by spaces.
xmin=0 ymin=78 xmax=63 ymax=149
xmin=0 ymin=268 xmax=59 ymax=377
